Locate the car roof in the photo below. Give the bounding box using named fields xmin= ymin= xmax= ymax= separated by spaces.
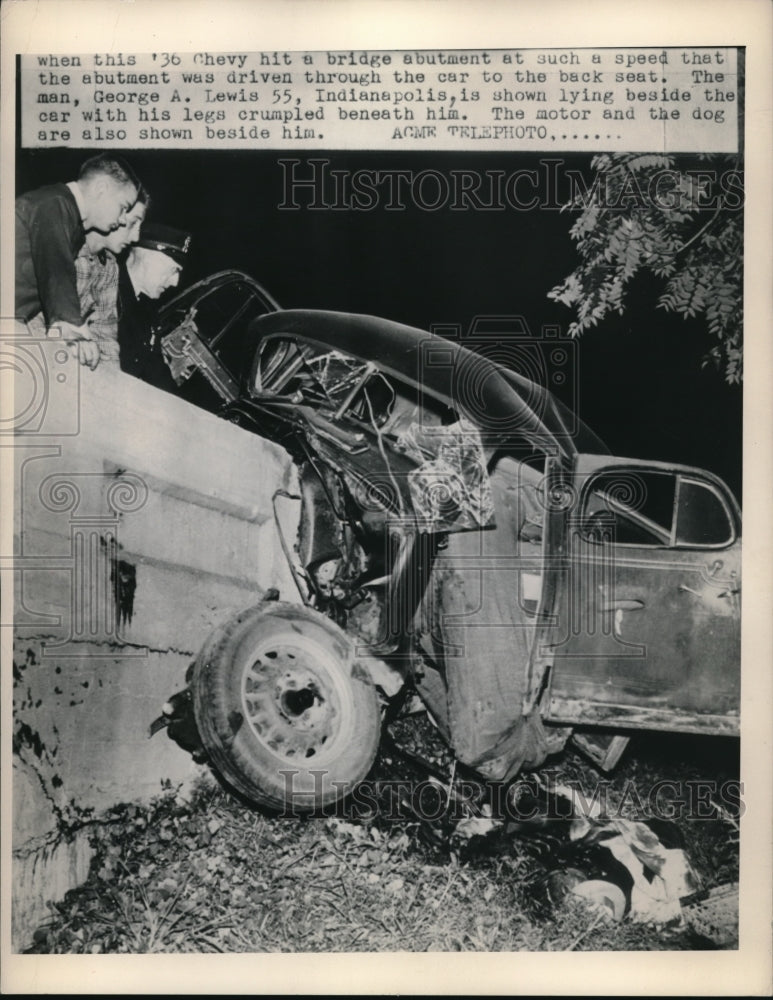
xmin=247 ymin=309 xmax=608 ymax=459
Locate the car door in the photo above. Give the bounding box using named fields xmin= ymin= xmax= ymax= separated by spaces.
xmin=543 ymin=455 xmax=741 ymax=735
xmin=156 ymin=271 xmax=280 ymax=407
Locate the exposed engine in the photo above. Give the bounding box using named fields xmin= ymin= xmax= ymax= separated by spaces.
xmin=295 ymin=460 xmax=389 ymax=647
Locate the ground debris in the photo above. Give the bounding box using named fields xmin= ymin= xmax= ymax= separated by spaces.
xmin=24 ymin=720 xmax=739 ymax=954
xmin=682 ymin=882 xmax=739 ymax=948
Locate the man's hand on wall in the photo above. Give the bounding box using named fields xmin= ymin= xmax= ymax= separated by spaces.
xmin=51 ymin=320 xmax=100 ymax=370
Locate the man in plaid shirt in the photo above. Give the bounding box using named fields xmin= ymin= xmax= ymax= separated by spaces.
xmin=16 ymin=155 xmax=141 ymax=368
xmin=74 ymin=189 xmax=149 ymax=368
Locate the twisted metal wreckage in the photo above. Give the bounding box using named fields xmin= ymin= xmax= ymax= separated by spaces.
xmin=147 ymin=271 xmax=739 ymax=933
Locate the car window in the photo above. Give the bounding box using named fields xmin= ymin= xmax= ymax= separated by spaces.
xmin=582 ymin=470 xmax=675 ymax=546
xmin=582 ymin=468 xmax=736 ymax=549
xmin=190 ymin=281 xmax=274 ymax=381
xmin=157 ymin=274 xmax=279 ymax=410
xmin=675 ymin=478 xmax=734 ymax=546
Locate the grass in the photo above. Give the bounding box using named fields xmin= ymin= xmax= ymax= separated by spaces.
xmin=24 ymin=716 xmax=740 ymax=954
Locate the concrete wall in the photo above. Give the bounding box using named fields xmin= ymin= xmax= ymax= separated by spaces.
xmin=9 ymin=353 xmax=299 ymax=949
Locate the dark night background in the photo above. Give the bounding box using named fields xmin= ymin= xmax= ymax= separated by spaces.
xmin=16 ymin=148 xmax=742 ymax=501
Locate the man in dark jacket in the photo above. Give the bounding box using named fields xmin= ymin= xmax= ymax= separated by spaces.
xmin=15 ymin=154 xmax=140 ymax=368
xmin=118 ymin=223 xmax=192 ymax=392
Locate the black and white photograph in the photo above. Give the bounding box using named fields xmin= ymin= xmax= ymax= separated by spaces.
xmin=2 ymin=1 xmax=771 ymax=994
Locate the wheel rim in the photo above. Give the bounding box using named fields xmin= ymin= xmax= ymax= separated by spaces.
xmin=240 ymin=631 xmax=354 ymax=766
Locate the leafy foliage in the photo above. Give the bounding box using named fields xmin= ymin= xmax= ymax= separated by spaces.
xmin=548 ymin=154 xmax=743 ymax=383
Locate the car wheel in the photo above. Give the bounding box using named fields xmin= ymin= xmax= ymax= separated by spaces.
xmin=192 ymin=601 xmax=381 ymax=812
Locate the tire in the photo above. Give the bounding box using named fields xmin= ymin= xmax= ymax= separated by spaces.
xmin=192 ymin=601 xmax=381 ymax=812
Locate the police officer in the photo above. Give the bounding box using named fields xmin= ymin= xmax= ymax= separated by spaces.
xmin=118 ymin=223 xmax=192 ymax=392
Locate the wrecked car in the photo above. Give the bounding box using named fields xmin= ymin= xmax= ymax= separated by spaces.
xmin=152 ymin=270 xmax=741 ymax=812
